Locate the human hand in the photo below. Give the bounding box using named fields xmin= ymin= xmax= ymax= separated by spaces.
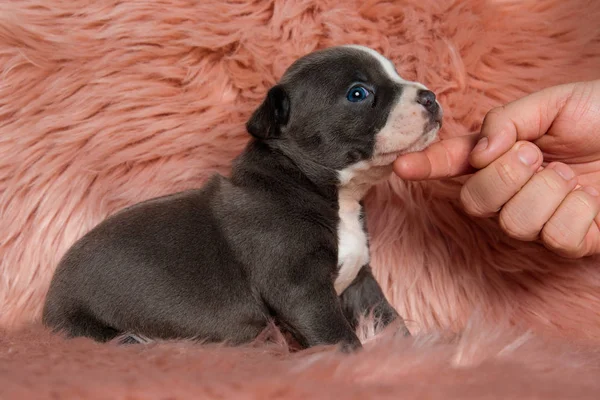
xmin=393 ymin=80 xmax=600 ymax=258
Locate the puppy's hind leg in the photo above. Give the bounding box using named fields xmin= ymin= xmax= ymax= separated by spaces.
xmin=44 ymin=308 xmax=121 ymax=343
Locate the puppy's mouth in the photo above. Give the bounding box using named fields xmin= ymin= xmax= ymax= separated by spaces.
xmin=373 ymin=124 xmax=440 ymax=163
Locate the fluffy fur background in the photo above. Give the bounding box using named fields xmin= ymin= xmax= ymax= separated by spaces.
xmin=1 ymin=0 xmax=600 ymax=398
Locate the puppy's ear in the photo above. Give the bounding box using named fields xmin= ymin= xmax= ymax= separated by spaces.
xmin=246 ymin=85 xmax=290 ymax=139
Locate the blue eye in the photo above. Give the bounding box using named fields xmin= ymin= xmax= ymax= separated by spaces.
xmin=346 ymin=86 xmax=370 ymax=102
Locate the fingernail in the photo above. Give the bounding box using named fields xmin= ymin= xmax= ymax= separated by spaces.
xmin=517 ymin=144 xmax=539 ymax=166
xmin=552 ymin=163 xmax=575 ymax=181
xmin=473 ymin=137 xmax=488 ymax=153
xmin=582 ymin=186 xmax=600 ymax=197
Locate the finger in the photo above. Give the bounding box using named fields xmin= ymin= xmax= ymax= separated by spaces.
xmin=393 ymin=134 xmax=479 ymax=180
xmin=460 ymin=141 xmax=543 ymax=217
xmin=498 ymin=162 xmax=578 ymax=241
xmin=541 ymin=186 xmax=600 ymax=258
xmin=470 ymin=83 xmax=576 ymax=169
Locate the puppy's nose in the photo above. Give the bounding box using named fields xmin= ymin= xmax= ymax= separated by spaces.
xmin=416 ymin=89 xmax=438 ymax=114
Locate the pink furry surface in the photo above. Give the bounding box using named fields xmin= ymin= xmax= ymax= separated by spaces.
xmin=2 ymin=324 xmax=600 ymax=399
xmin=1 ymin=0 xmax=600 ymax=398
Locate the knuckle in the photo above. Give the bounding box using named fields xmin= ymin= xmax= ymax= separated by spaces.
xmin=460 ymin=185 xmax=488 ymax=217
xmin=537 ymin=170 xmax=566 ymax=192
xmin=570 ymin=192 xmax=598 ymax=215
xmin=541 ymin=221 xmax=581 ymax=256
xmin=569 ymin=82 xmax=595 ymax=120
xmin=481 ymin=106 xmax=505 ymax=130
xmin=493 ymin=160 xmax=522 ymax=189
xmin=498 ymin=208 xmax=536 ymax=240
xmin=486 ymin=106 xmax=505 ymax=120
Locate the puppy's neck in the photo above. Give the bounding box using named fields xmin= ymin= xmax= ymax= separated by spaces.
xmin=232 ymin=140 xmax=338 ymax=201
xmin=233 ymin=140 xmax=394 ymax=205
xmin=338 ymin=162 xmax=393 ymax=202
xmin=268 ymin=139 xmax=394 ymax=203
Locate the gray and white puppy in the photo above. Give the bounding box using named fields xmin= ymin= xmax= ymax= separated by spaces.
xmin=42 ymin=45 xmax=442 ymax=351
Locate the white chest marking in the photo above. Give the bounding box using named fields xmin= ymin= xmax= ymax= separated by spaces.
xmin=335 ymin=192 xmax=370 ymax=295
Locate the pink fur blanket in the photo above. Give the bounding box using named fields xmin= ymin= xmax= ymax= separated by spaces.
xmin=1 ymin=0 xmax=600 ymax=398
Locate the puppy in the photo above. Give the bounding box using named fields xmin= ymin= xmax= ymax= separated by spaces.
xmin=42 ymin=45 xmax=442 ymax=351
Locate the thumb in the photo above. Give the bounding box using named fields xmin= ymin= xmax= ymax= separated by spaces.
xmin=393 ymin=134 xmax=479 ymax=180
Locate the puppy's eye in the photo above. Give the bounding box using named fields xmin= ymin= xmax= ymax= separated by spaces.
xmin=346 ymin=86 xmax=370 ymax=102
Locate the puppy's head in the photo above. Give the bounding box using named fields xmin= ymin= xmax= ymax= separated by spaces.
xmin=246 ymin=45 xmax=442 ymax=192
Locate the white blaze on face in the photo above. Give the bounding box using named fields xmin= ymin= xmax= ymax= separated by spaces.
xmin=344 ymin=45 xmax=411 ymax=83
xmin=333 ymin=46 xmax=442 ymax=295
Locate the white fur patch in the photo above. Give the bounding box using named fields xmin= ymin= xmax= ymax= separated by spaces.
xmin=344 ymin=45 xmax=427 ymax=91
xmin=335 ymin=161 xmax=399 ymax=295
xmin=335 ymin=188 xmax=370 ymax=295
